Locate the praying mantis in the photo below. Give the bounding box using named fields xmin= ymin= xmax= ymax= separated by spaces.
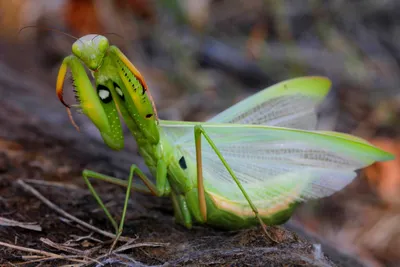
xmin=55 ymin=34 xmax=394 ymax=247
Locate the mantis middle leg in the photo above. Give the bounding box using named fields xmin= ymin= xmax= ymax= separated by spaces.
xmin=82 ymin=160 xmax=169 ymax=250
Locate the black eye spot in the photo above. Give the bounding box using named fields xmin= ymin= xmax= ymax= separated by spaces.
xmin=179 ymin=156 xmax=187 ymax=170
xmin=97 ymin=85 xmax=112 ymax=103
xmin=145 ymin=114 xmax=153 ymax=118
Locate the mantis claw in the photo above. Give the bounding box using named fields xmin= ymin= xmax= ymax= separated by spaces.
xmin=66 ymin=107 xmax=80 ymax=132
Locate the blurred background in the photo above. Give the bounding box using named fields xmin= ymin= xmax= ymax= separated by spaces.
xmin=0 ymin=0 xmax=399 ymax=266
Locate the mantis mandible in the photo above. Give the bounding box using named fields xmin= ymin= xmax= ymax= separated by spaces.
xmin=56 ymin=34 xmax=394 ymax=248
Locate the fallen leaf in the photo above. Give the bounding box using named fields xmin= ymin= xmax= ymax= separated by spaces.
xmin=364 ymin=138 xmax=400 ymax=206
xmin=63 ymin=0 xmax=102 ymax=36
xmin=115 ymin=0 xmax=155 ymax=21
xmin=246 ymin=22 xmax=268 ymax=60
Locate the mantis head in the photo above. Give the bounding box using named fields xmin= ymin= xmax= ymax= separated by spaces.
xmin=72 ymin=34 xmax=109 ymax=70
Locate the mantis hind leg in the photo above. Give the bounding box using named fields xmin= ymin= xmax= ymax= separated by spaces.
xmin=82 ymin=160 xmax=169 ymax=250
xmin=193 ymin=125 xmax=278 ymax=242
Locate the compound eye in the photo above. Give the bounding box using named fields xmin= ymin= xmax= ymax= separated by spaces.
xmin=72 ymin=43 xmax=82 ymax=57
xmin=98 ymin=38 xmax=109 ymax=51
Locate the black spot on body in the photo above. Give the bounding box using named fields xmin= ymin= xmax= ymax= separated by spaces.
xmin=179 ymin=156 xmax=187 ymax=170
xmin=145 ymin=114 xmax=153 ymax=118
xmin=140 ymin=82 xmax=146 ymax=94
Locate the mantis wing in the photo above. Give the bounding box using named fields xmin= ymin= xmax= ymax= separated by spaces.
xmin=163 ymin=76 xmax=330 ymax=143
xmin=161 ymin=121 xmax=393 ymax=209
xmin=208 ymin=76 xmax=331 ymax=130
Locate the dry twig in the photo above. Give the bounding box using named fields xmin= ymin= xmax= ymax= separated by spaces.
xmin=24 ymin=179 xmax=81 ymax=190
xmin=0 ymin=216 xmax=42 ymax=231
xmin=113 ymin=242 xmax=169 ymax=253
xmin=17 ymin=179 xmax=132 ymax=242
xmin=40 ymin=238 xmax=85 ymax=255
xmin=0 ymin=241 xmax=88 ymax=264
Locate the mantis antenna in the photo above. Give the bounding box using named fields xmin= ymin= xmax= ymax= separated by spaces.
xmin=18 ymin=26 xmax=80 ymax=42
xmin=91 ymin=32 xmax=125 ymax=42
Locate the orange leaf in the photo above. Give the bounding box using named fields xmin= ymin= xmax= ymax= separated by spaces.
xmin=63 ymin=0 xmax=102 ymax=36
xmin=246 ymin=22 xmax=268 ymax=60
xmin=364 ymin=138 xmax=400 ymax=205
xmin=115 ymin=0 xmax=155 ymax=21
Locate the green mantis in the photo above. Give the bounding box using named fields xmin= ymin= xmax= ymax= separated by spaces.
xmin=56 ymin=34 xmax=394 ymax=247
